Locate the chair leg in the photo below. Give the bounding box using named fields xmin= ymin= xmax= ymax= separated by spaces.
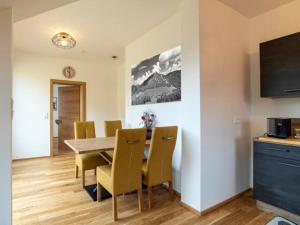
xmin=147 ymin=186 xmax=152 ymax=209
xmin=97 ymin=183 xmax=101 ymax=202
xmin=138 ymin=189 xmax=143 ymax=212
xmin=112 ymin=195 xmax=118 ymax=221
xmin=168 ymin=181 xmax=174 ymax=200
xmin=75 ymin=166 xmax=79 ymax=178
xmin=82 ymin=170 xmax=85 ymax=187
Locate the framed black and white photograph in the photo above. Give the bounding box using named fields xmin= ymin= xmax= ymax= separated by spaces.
xmin=131 ymin=46 xmax=181 ymax=105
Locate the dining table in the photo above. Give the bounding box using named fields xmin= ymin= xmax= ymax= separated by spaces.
xmin=64 ymin=137 xmax=151 ymax=201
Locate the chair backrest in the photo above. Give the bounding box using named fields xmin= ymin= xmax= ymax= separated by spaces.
xmin=112 ymin=128 xmax=146 ymax=195
xmin=145 ymin=126 xmax=178 ymax=186
xmin=104 ymin=120 xmax=122 ymax=137
xmin=74 ymin=121 xmax=96 ymax=139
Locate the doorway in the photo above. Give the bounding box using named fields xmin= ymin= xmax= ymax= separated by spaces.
xmin=50 ymin=79 xmax=86 ymax=156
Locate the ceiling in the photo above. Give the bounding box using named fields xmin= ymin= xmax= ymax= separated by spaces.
xmin=12 ymin=0 xmax=79 ymax=22
xmin=0 ymin=0 xmax=11 ymax=9
xmin=219 ymin=0 xmax=296 ymax=18
xmin=0 ymin=0 xmax=79 ymax=20
xmin=14 ymin=0 xmax=182 ymax=59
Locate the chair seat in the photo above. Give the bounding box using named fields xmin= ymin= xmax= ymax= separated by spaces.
xmin=97 ymin=165 xmax=113 ymax=193
xmin=76 ymin=152 xmax=107 ymax=171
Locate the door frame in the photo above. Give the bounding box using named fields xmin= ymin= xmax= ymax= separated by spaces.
xmin=50 ymin=79 xmax=86 ymax=156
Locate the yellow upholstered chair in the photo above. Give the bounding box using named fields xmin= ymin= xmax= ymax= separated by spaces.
xmin=104 ymin=120 xmax=122 ymax=159
xmin=96 ymin=128 xmax=146 ymax=221
xmin=142 ymin=126 xmax=178 ymax=208
xmin=74 ymin=121 xmax=107 ymax=187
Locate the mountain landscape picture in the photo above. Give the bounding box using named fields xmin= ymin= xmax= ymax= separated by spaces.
xmin=131 ymin=46 xmax=181 ymax=105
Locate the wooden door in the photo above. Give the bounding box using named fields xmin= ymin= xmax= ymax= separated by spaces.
xmin=58 ymin=85 xmax=80 ymax=152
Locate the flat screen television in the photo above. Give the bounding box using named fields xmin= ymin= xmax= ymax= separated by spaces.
xmin=260 ymin=32 xmax=300 ymax=97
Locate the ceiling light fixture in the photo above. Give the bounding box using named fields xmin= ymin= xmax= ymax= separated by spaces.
xmin=52 ymin=32 xmax=76 ymax=49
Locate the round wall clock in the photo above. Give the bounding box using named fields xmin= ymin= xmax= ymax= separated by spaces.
xmin=63 ymin=66 xmax=76 ymax=79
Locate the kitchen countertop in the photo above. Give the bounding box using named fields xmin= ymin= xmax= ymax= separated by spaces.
xmin=255 ymin=136 xmax=300 ymax=147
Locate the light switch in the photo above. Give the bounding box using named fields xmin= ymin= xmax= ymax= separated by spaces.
xmin=233 ymin=117 xmax=241 ymax=124
xmin=43 ymin=112 xmax=49 ymax=120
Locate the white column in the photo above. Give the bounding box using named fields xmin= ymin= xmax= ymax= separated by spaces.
xmin=0 ymin=7 xmax=13 ymax=225
xmin=180 ymin=0 xmax=202 ymax=212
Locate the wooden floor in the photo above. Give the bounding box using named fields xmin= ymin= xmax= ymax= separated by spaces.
xmin=13 ymin=153 xmax=274 ymax=225
xmin=53 ymin=137 xmax=73 ymax=156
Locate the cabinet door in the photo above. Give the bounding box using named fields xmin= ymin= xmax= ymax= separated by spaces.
xmin=254 ymin=152 xmax=300 ymax=215
xmin=260 ymin=32 xmax=300 ymax=97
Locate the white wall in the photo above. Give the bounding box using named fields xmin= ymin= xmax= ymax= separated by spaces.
xmin=125 ymin=0 xmax=201 ymax=211
xmin=0 ymin=8 xmax=12 ymax=225
xmin=197 ymin=0 xmax=300 ymax=210
xmin=13 ymin=51 xmax=123 ymax=159
xmin=249 ymin=0 xmax=300 ymax=185
xmin=199 ymin=0 xmax=251 ymax=210
xmin=179 ymin=0 xmax=201 ymax=211
xmin=116 ymin=59 xmax=125 ymax=122
xmin=125 ymin=13 xmax=182 ymax=192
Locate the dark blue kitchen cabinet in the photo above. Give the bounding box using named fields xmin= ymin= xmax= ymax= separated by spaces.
xmin=260 ymin=32 xmax=300 ymax=98
xmin=253 ymin=141 xmax=300 ymax=216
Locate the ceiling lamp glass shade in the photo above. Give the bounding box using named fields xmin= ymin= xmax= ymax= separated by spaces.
xmin=52 ymin=32 xmax=76 ymax=49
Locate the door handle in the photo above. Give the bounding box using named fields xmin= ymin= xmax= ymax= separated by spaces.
xmin=55 ymin=119 xmax=62 ymax=125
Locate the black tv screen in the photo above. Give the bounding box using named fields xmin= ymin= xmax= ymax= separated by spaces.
xmin=260 ymin=32 xmax=300 ymax=97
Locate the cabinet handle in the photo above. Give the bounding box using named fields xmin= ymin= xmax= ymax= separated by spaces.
xmin=279 ymin=162 xmax=300 ymax=169
xmin=284 ymin=89 xmax=300 ymax=93
xmin=265 ymin=147 xmax=290 ymax=153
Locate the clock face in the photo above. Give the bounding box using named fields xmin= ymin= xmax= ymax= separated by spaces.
xmin=63 ymin=66 xmax=76 ymax=79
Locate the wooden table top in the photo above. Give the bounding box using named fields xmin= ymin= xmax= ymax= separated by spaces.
xmin=255 ymin=136 xmax=300 ymax=147
xmin=65 ymin=137 xmax=151 ymax=154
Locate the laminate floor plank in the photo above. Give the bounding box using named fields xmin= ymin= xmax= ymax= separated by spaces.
xmin=13 ymin=153 xmax=274 ymax=225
